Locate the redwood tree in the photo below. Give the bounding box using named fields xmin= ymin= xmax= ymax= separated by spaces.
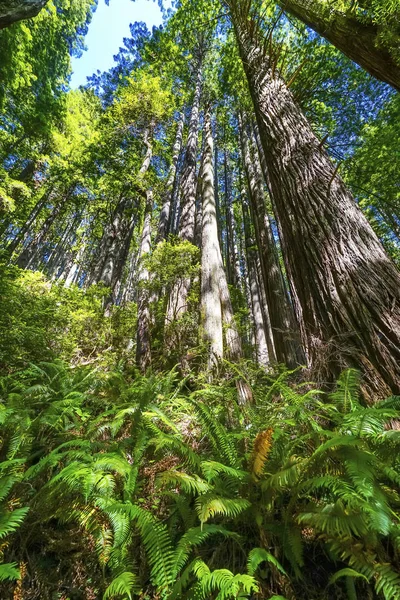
xmin=229 ymin=3 xmax=400 ymax=397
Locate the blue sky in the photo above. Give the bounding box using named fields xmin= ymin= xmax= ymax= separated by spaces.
xmin=70 ymin=0 xmax=165 ymax=88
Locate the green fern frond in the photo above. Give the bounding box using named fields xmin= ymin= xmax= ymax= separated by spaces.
xmin=341 ymin=407 xmax=399 ymax=437
xmin=375 ymin=563 xmax=400 ymax=600
xmin=195 ymin=494 xmax=251 ymax=525
xmin=330 ymin=369 xmax=360 ymax=413
xmin=103 ymin=571 xmax=140 ymax=599
xmin=329 ymin=568 xmax=369 ymax=584
xmin=109 ymin=503 xmax=174 ymax=588
xmin=200 ymin=461 xmax=248 ymax=483
xmin=0 ymin=476 xmax=18 ymax=502
xmin=298 ymin=502 xmax=369 ymax=538
xmin=0 ymin=562 xmax=21 ymax=582
xmin=150 ymin=433 xmax=200 ymax=469
xmin=247 ymin=547 xmax=287 ymax=576
xmin=158 ymin=470 xmax=211 ymax=495
xmin=187 ymin=395 xmax=239 ymax=467
xmin=0 ymin=507 xmax=29 ymax=539
xmin=262 ymin=457 xmax=304 ymax=491
xmin=281 ymin=524 xmax=304 ymax=576
xmin=172 ymin=525 xmax=241 ymax=577
xmin=190 ymin=566 xmax=258 ymax=599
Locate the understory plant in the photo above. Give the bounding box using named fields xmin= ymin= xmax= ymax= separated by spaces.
xmin=0 ymin=364 xmax=399 ymax=599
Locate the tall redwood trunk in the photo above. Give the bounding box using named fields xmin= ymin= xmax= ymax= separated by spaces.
xmin=232 ymin=9 xmax=400 ymax=397
xmin=17 ymin=190 xmax=73 ymax=269
xmin=0 ymin=0 xmax=48 ymax=29
xmin=136 ymin=192 xmax=153 ymax=372
xmin=240 ymin=116 xmax=298 ymax=367
xmin=200 ymin=109 xmax=224 ymax=370
xmin=276 ymin=0 xmax=400 ymax=91
xmin=166 ymin=57 xmax=203 ymax=323
xmin=224 ymin=150 xmax=242 ymax=289
xmin=200 ymin=108 xmax=252 ymax=401
xmin=242 ymin=196 xmax=270 ymax=367
xmin=156 ymin=113 xmax=185 ymax=243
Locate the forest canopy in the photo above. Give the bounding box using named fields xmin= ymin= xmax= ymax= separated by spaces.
xmin=0 ymin=0 xmax=399 ymax=598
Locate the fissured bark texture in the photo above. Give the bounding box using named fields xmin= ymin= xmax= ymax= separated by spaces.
xmin=233 ymin=15 xmax=400 ymax=398
xmin=0 ymin=0 xmax=48 ymax=29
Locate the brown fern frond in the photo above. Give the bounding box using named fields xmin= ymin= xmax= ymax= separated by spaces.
xmin=251 ymin=428 xmax=273 ymax=478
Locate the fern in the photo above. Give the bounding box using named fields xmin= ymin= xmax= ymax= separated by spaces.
xmin=330 ymin=369 xmax=360 ymax=413
xmin=247 ymin=547 xmax=287 ymax=577
xmin=172 ymin=525 xmax=240 ymax=577
xmin=0 ymin=507 xmax=29 ymax=539
xmin=0 ymin=562 xmax=21 ymax=582
xmin=108 ymin=503 xmax=174 ymax=588
xmin=190 ymin=564 xmax=259 ymax=599
xmin=158 ymin=470 xmax=211 ymax=495
xmin=195 ymin=494 xmax=251 ymax=525
xmin=103 ymin=571 xmax=140 ymax=599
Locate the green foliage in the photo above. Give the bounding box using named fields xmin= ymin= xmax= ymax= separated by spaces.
xmin=0 ymin=358 xmax=399 ymax=598
xmin=0 ymin=264 xmax=138 ymax=371
xmin=103 ymin=572 xmax=140 ymax=600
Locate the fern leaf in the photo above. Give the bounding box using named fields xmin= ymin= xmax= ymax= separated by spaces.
xmin=251 ymin=429 xmax=273 ymax=478
xmin=330 ymin=369 xmax=360 ymax=413
xmin=103 ymin=571 xmax=139 ymax=599
xmin=172 ymin=525 xmax=240 ymax=577
xmin=200 ymin=461 xmax=248 ymax=483
xmin=329 ymin=568 xmax=369 ymax=584
xmin=247 ymin=547 xmax=287 ymax=576
xmin=109 ymin=503 xmax=173 ymax=588
xmin=195 ymin=494 xmax=251 ymax=525
xmin=158 ymin=470 xmax=211 ymax=495
xmin=0 ymin=507 xmax=29 ymax=539
xmin=0 ymin=562 xmax=21 ymax=582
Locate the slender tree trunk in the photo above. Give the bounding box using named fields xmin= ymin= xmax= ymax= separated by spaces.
xmin=200 ymin=108 xmax=224 ymax=371
xmin=232 ymin=10 xmax=400 ymax=397
xmin=136 ymin=192 xmax=153 ymax=372
xmin=242 ymin=197 xmax=269 ymax=367
xmin=253 ymin=120 xmax=306 ymax=364
xmin=179 ymin=64 xmax=202 ymax=244
xmin=240 ymin=116 xmax=298 ymax=367
xmin=200 ymin=109 xmax=252 ymax=401
xmin=5 ymin=191 xmax=49 ymax=254
xmin=156 ymin=113 xmax=185 ymax=243
xmin=0 ymin=0 xmax=48 ymax=29
xmin=46 ymin=215 xmax=79 ymax=277
xmin=256 ymin=254 xmax=276 ymax=361
xmin=94 ymin=126 xmax=153 ymax=311
xmin=17 ymin=191 xmax=73 ymax=269
xmin=276 ymin=0 xmax=400 ymax=91
xmin=64 ymin=240 xmax=86 ymax=287
xmin=224 ymin=151 xmax=242 ymax=289
xmin=166 ymin=58 xmax=203 ymax=323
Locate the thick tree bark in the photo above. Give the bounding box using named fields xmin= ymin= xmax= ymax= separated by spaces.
xmin=232 ymin=11 xmax=400 ymax=397
xmin=136 ymin=192 xmax=153 ymax=372
xmin=0 ymin=0 xmax=48 ymax=29
xmin=156 ymin=113 xmax=185 ymax=243
xmin=277 ymin=0 xmax=400 ymax=91
xmin=240 ymin=116 xmax=299 ymax=367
